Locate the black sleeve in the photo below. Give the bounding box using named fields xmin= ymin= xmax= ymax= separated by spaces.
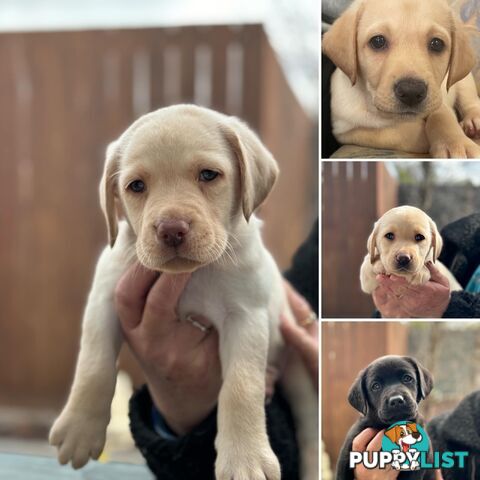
xmin=442 ymin=291 xmax=480 ymax=318
xmin=284 ymin=219 xmax=319 ymax=314
xmin=128 ymin=385 xmax=300 ymax=480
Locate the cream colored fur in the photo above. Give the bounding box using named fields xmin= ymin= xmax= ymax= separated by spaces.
xmin=49 ymin=105 xmax=318 ymax=480
xmin=360 ymin=206 xmax=462 ymax=294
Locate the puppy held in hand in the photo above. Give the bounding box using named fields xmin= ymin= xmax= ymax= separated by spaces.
xmin=323 ymin=0 xmax=480 ymax=158
xmin=336 ymin=355 xmax=433 ymax=480
xmin=360 ymin=206 xmax=462 ymax=294
xmin=48 ymin=105 xmax=318 ymax=480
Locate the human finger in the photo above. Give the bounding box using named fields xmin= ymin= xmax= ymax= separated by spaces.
xmin=426 ymin=262 xmax=450 ymax=288
xmin=142 ymin=273 xmax=191 ymax=333
xmin=115 ymin=262 xmax=159 ymax=331
xmin=352 ymin=428 xmax=380 ymax=451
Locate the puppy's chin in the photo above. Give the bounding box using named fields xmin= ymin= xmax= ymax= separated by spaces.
xmin=160 ymin=257 xmax=203 ymax=273
xmin=378 ymin=407 xmax=418 ymax=425
xmin=372 ymin=96 xmax=441 ymax=119
xmin=385 ymin=261 xmax=419 ymax=277
xmin=136 ymin=242 xmax=227 ymax=273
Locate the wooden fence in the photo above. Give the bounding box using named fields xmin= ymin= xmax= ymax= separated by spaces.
xmin=322 ymin=322 xmax=408 ymax=470
xmin=322 ymin=161 xmax=398 ymax=318
xmin=0 ymin=25 xmax=316 ymax=413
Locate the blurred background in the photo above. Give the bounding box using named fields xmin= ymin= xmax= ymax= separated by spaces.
xmin=322 ymin=321 xmax=480 ymax=479
xmin=0 ymin=0 xmax=318 ymax=472
xmin=322 ymin=161 xmax=480 ymax=318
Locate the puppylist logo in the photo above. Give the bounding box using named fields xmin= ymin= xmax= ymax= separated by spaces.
xmin=349 ymin=421 xmax=469 ymax=471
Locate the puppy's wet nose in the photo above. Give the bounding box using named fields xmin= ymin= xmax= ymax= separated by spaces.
xmin=396 ymin=253 xmax=411 ymax=267
xmin=412 ymin=432 xmax=420 ymax=439
xmin=388 ymin=395 xmax=405 ymax=408
xmin=156 ymin=219 xmax=190 ymax=247
xmin=394 ymin=78 xmax=427 ymax=107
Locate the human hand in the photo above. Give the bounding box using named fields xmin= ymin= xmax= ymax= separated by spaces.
xmin=372 ymin=262 xmax=451 ymax=318
xmin=353 ymin=428 xmax=398 ymax=480
xmin=280 ymin=282 xmax=318 ymax=391
xmin=115 ymin=263 xmax=222 ymax=436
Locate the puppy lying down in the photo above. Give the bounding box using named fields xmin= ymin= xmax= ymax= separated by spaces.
xmin=323 ymin=0 xmax=480 ymax=158
xmin=360 ymin=206 xmax=462 ymax=294
xmin=48 ymin=105 xmax=318 ymax=480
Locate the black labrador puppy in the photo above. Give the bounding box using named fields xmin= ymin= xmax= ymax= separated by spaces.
xmin=336 ymin=355 xmax=434 ymax=480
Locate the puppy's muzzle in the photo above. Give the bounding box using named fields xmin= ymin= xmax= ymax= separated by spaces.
xmin=388 ymin=395 xmax=406 ymax=408
xmin=394 ymin=78 xmax=427 ymax=108
xmin=395 ymin=253 xmax=411 ymax=269
xmin=380 ymin=391 xmax=417 ymax=422
xmin=156 ymin=219 xmax=190 ymax=248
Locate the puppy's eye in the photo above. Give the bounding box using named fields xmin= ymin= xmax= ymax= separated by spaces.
xmin=400 ymin=431 xmax=405 ymax=437
xmin=403 ymin=374 xmax=414 ymax=383
xmin=128 ymin=180 xmax=146 ymax=193
xmin=415 ymin=234 xmax=425 ymax=242
xmin=429 ymin=37 xmax=445 ymax=53
xmin=385 ymin=232 xmax=395 ymax=240
xmin=199 ymin=169 xmax=219 ymax=182
xmin=371 ymin=382 xmax=381 ymax=391
xmin=369 ymin=35 xmax=387 ymax=50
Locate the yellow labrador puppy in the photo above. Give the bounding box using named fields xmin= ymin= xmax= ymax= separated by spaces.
xmin=323 ymin=0 xmax=480 ymax=158
xmin=48 ymin=105 xmax=318 ymax=480
xmin=360 ymin=206 xmax=462 ymax=294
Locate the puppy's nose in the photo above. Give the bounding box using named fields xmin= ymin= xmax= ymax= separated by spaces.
xmin=394 ymin=78 xmax=427 ymax=107
xmin=396 ymin=253 xmax=411 ymax=267
xmin=412 ymin=432 xmax=421 ymax=439
xmin=156 ymin=219 xmax=190 ymax=248
xmin=388 ymin=395 xmax=405 ymax=408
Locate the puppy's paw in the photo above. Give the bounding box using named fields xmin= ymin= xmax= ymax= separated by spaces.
xmin=460 ymin=108 xmax=480 ymax=139
xmin=430 ymin=136 xmax=480 ymax=158
xmin=49 ymin=409 xmax=109 ymax=469
xmin=215 ymin=440 xmax=281 ymax=480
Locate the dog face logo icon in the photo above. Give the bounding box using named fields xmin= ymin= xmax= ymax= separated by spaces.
xmin=385 ymin=423 xmax=422 ymax=454
xmin=382 ymin=422 xmax=428 ymax=471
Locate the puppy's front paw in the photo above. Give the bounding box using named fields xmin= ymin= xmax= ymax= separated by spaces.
xmin=49 ymin=409 xmax=109 ymax=469
xmin=430 ymin=135 xmax=480 ymax=158
xmin=460 ymin=108 xmax=480 ymax=139
xmin=215 ymin=439 xmax=281 ymax=480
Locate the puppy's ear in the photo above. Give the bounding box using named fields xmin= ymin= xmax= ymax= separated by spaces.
xmin=367 ymin=221 xmax=379 ymax=264
xmin=428 ymin=218 xmax=443 ymax=263
xmin=404 ymin=357 xmax=433 ymax=402
xmin=348 ymin=368 xmax=369 ymax=415
xmin=447 ymin=18 xmax=476 ymax=90
xmin=221 ymin=119 xmax=279 ymax=221
xmin=322 ymin=1 xmax=364 ymax=85
xmin=99 ymin=140 xmax=121 ymax=247
xmin=385 ymin=426 xmax=400 ymax=444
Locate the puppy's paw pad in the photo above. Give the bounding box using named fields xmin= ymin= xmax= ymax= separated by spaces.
xmin=49 ymin=410 xmax=108 ymax=469
xmin=215 ymin=446 xmax=281 ymax=480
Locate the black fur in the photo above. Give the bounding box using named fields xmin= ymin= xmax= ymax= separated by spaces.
xmin=427 ymin=390 xmax=480 ymax=480
xmin=336 ymin=356 xmax=434 ymax=480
